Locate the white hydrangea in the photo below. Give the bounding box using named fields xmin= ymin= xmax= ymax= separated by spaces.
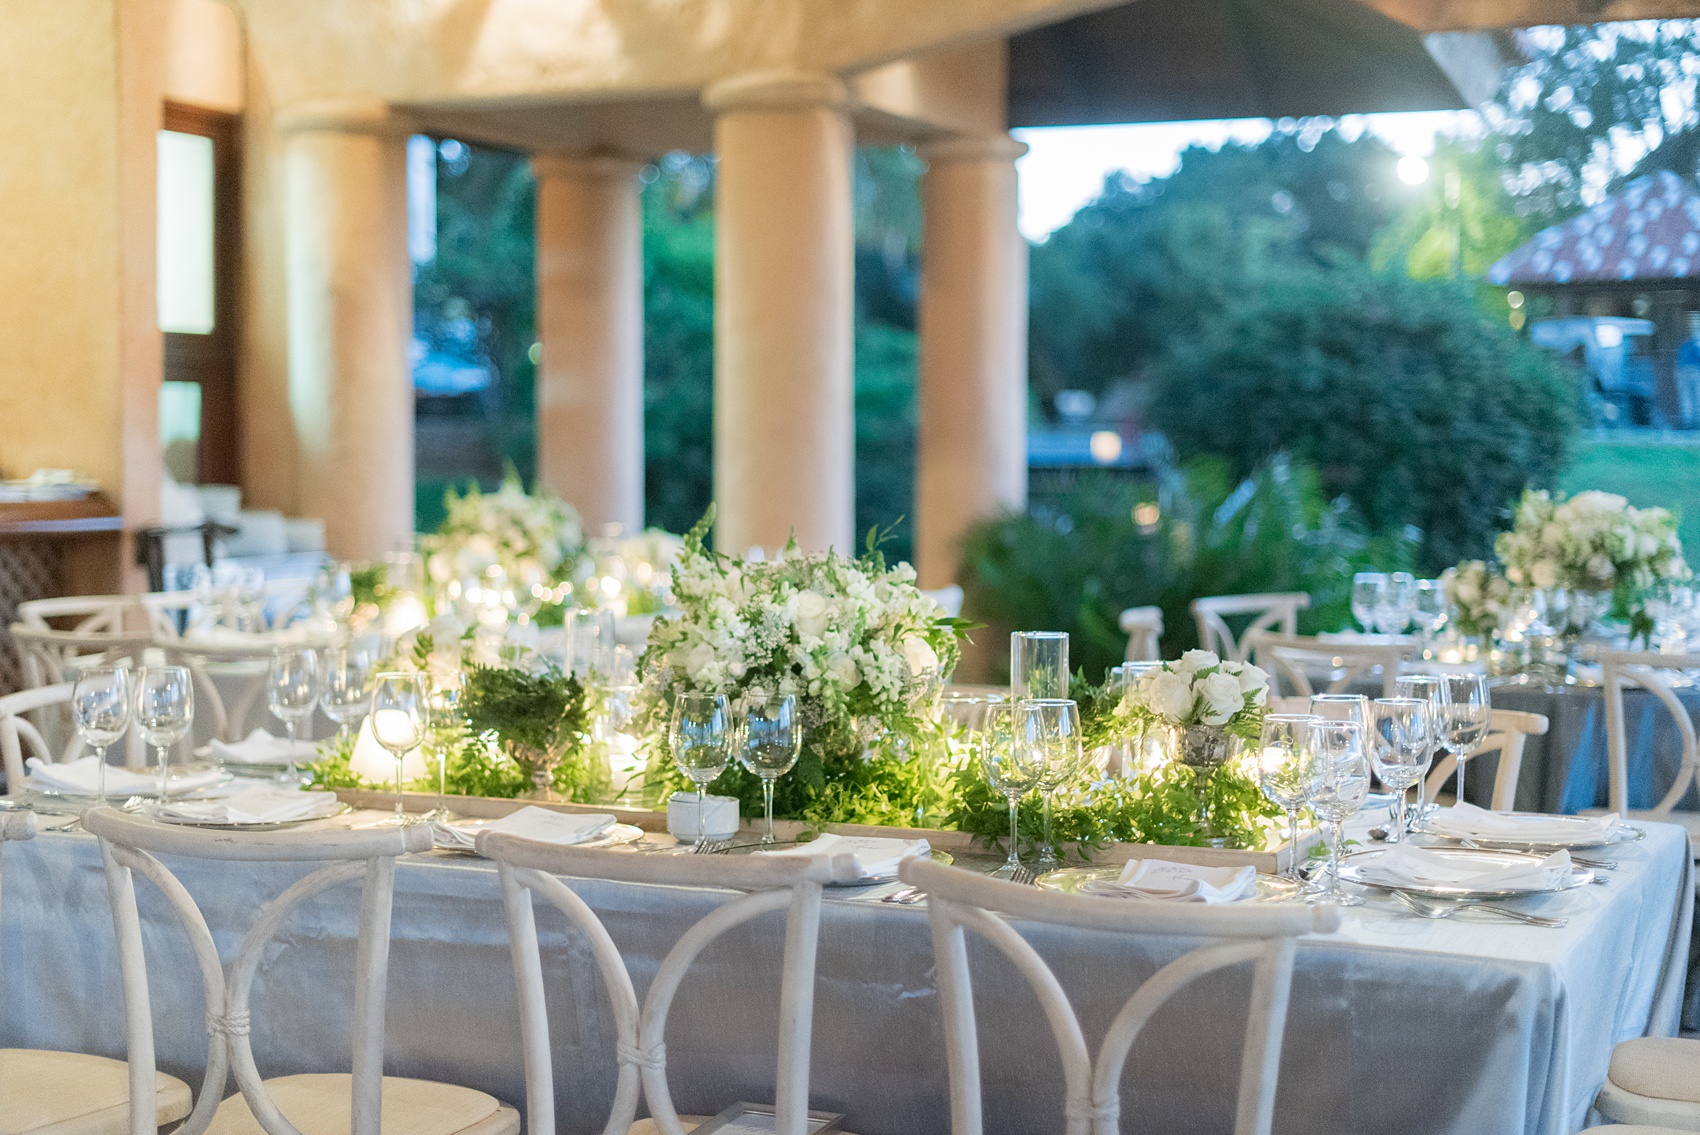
xmin=1495 ymin=488 xmax=1688 ymax=603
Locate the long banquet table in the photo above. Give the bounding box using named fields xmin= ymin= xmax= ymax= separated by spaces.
xmin=0 ymin=817 xmax=1690 ymax=1135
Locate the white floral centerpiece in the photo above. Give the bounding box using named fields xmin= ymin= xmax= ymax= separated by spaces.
xmin=1441 ymin=559 xmax=1513 ymax=639
xmin=1113 ymin=650 xmax=1270 ymax=749
xmin=1494 ymin=489 xmax=1688 ymax=637
xmin=423 ymin=469 xmax=587 ymax=598
xmin=637 ymin=508 xmax=966 ymax=822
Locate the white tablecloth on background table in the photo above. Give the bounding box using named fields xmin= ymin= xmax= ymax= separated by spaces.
xmin=0 ymin=817 xmax=1689 ymax=1135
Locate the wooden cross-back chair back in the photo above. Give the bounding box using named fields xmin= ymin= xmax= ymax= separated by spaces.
xmin=8 ymin=623 xmax=154 ymax=690
xmin=1119 ymin=607 xmax=1164 ymax=662
xmin=154 ymin=638 xmax=283 ymax=743
xmin=83 ymin=807 xmax=434 ymax=1135
xmin=0 ymin=682 xmax=76 ymax=795
xmin=1588 ymin=649 xmax=1700 ymax=818
xmin=1423 ymin=708 xmax=1549 ymax=810
xmin=1245 ymin=632 xmax=1414 ymax=699
xmin=899 ymin=857 xmax=1339 ymax=1135
xmin=1190 ymin=593 xmax=1310 ymax=664
xmin=477 ymin=831 xmax=860 ymax=1135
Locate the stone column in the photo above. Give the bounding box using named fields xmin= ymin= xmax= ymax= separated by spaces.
xmin=534 ymin=153 xmax=644 ymax=533
xmin=915 ymin=133 xmax=1029 ymax=589
xmin=277 ymin=99 xmax=414 ymax=561
xmin=703 ymin=71 xmax=855 ymax=555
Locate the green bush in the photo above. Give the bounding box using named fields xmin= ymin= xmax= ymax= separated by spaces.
xmin=1145 ymin=261 xmax=1581 ymax=572
xmin=959 ymin=457 xmax=1400 ymax=682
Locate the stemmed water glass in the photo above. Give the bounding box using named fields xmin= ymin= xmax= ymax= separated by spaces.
xmin=321 ymin=643 xmax=378 ymax=740
xmin=371 ymin=672 xmax=426 ymax=824
xmin=737 ymin=694 xmax=801 ymax=844
xmin=1442 ymin=673 xmax=1492 ymax=808
xmin=423 ymin=669 xmax=463 ymax=823
xmin=1309 ymin=693 xmax=1368 ymax=726
xmin=670 ymin=692 xmax=732 ymax=847
xmin=1024 ymin=699 xmax=1082 ymax=872
xmin=1411 ymin=579 xmax=1448 ymax=656
xmin=1257 ymin=713 xmax=1317 ymax=884
xmin=72 ymin=667 xmax=131 ymax=807
xmin=1368 ymin=698 xmax=1431 ymax=843
xmin=1376 ymin=572 xmax=1416 ymax=635
xmin=135 ymin=666 xmax=193 ymax=799
xmin=1304 ymin=719 xmax=1370 ymax=906
xmin=1393 ymin=673 xmax=1450 ymax=830
xmin=268 ymin=646 xmax=320 ymax=786
xmin=1351 ymin=573 xmax=1387 ymax=634
xmin=979 ymin=702 xmax=1044 ymax=880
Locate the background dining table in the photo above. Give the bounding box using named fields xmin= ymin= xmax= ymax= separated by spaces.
xmin=0 ymin=814 xmax=1690 ymax=1135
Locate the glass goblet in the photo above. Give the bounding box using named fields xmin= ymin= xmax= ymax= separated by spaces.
xmin=1304 ymin=719 xmax=1370 ymax=906
xmin=371 ymin=672 xmax=426 ymax=824
xmin=1441 ymin=672 xmax=1492 ymax=807
xmin=737 ymin=694 xmax=801 ymax=844
xmin=1351 ymin=572 xmax=1388 ymax=634
xmin=1393 ymin=673 xmax=1450 ymax=830
xmin=135 ymin=665 xmax=193 ymax=800
xmin=1257 ymin=713 xmax=1317 ymax=884
xmin=268 ymin=646 xmax=320 ymax=787
xmin=1010 ymin=631 xmax=1069 ymax=701
xmin=321 ymin=643 xmax=378 ymax=741
xmin=73 ymin=667 xmax=132 ymax=807
xmin=1369 ymin=698 xmax=1431 ymax=843
xmin=979 ymin=702 xmax=1044 ymax=880
xmin=1308 ymin=693 xmax=1369 ymax=726
xmin=1023 ymin=698 xmax=1082 ymax=872
xmin=669 ymin=692 xmax=732 ymax=846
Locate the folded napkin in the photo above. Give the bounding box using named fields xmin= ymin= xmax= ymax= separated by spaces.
xmin=155 ymin=785 xmax=342 ymax=825
xmin=211 ymin=729 xmax=317 ymax=767
xmin=445 ymin=806 xmax=617 ymax=851
xmin=25 ymin=757 xmax=223 ymax=797
xmin=1355 ymin=842 xmax=1571 ymax=891
xmin=1427 ymin=802 xmax=1620 ymax=846
xmin=1083 ymin=858 xmax=1257 ymax=903
xmin=756 ymin=832 xmax=930 ymax=880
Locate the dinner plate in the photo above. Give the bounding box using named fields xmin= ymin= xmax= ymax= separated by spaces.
xmin=1425 ymin=815 xmax=1645 ymax=852
xmin=25 ymin=770 xmax=236 ymax=802
xmin=1037 ymin=864 xmax=1295 ymax=904
xmin=718 ymin=842 xmax=953 ymax=886
xmin=152 ymin=801 xmax=352 ymax=830
xmin=1338 ymin=846 xmax=1593 ymax=898
xmin=432 ymin=820 xmax=647 ymax=856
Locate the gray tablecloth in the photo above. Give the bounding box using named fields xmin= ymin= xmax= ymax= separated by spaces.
xmin=1481 ymin=681 xmax=1700 ymax=815
xmin=0 ymin=822 xmax=1690 ymax=1135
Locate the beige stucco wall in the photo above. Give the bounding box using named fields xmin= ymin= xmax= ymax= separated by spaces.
xmin=0 ymin=0 xmax=164 ymax=574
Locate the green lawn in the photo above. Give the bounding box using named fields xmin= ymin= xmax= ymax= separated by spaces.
xmin=1560 ymin=435 xmax=1700 ymax=554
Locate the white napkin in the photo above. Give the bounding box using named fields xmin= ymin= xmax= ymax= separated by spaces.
xmin=155 ymin=785 xmax=342 ymax=825
xmin=449 ymin=806 xmax=617 ymax=850
xmin=1355 ymin=842 xmax=1572 ymax=890
xmin=1426 ymin=802 xmax=1620 ymax=846
xmin=211 ymin=729 xmax=318 ymax=767
xmin=756 ymin=832 xmax=930 ymax=879
xmin=1083 ymin=858 xmax=1257 ymax=903
xmin=25 ymin=757 xmax=223 ymax=797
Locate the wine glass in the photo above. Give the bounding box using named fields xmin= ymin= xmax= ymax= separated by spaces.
xmin=669 ymin=692 xmax=732 ymax=846
xmin=321 ymin=643 xmax=379 ymax=740
xmin=1411 ymin=580 xmax=1448 ymax=656
xmin=1376 ymin=572 xmax=1416 ymax=635
xmin=1308 ymin=693 xmax=1368 ymax=726
xmin=1351 ymin=573 xmax=1388 ymax=634
xmin=1304 ymin=719 xmax=1370 ymax=906
xmin=1441 ymin=672 xmax=1492 ymax=808
xmin=423 ymin=668 xmax=464 ymax=823
xmin=72 ymin=667 xmax=131 ymax=806
xmin=737 ymin=694 xmax=801 ymax=844
xmin=135 ymin=666 xmax=193 ymax=799
xmin=268 ymin=646 xmax=320 ymax=786
xmin=1257 ymin=714 xmax=1317 ymax=884
xmin=1010 ymin=631 xmax=1069 ymax=700
xmin=1393 ymin=673 xmax=1450 ymax=830
xmin=371 ymin=672 xmax=426 ymax=824
xmin=1368 ymin=698 xmax=1431 ymax=843
xmin=1023 ymin=699 xmax=1082 ymax=872
xmin=938 ymin=693 xmax=1002 ymax=770
xmin=979 ymin=702 xmax=1044 ymax=881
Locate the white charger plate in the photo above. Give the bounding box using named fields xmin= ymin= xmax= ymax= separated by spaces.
xmin=1339 ymin=846 xmax=1593 ymax=898
xmin=432 ymin=820 xmax=646 ymax=856
xmin=153 ymin=800 xmax=352 ymax=830
xmin=1038 ymin=864 xmax=1294 ymax=903
xmin=1425 ymin=814 xmax=1644 ymax=851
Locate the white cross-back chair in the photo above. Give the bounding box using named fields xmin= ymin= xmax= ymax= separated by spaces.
xmin=83 ymin=807 xmax=519 ymax=1135
xmin=898 ymin=856 xmax=1339 ymax=1135
xmin=1118 ymin=607 xmax=1164 ymax=662
xmin=0 ymin=808 xmax=197 ymax=1132
xmin=1421 ymin=709 xmax=1549 ymax=811
xmin=1586 ymin=649 xmax=1700 ymax=846
xmin=1245 ymin=632 xmax=1414 ymax=698
xmin=154 ymin=638 xmax=280 ymax=743
xmin=0 ymin=682 xmax=76 ymax=795
xmin=1191 ymin=593 xmax=1310 ymax=664
xmin=478 ymin=830 xmax=864 ymax=1135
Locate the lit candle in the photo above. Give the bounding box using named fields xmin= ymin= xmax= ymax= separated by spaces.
xmin=354 ymin=713 xmax=427 ymax=782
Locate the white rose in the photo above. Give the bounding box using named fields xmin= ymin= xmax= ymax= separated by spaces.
xmin=1199 ymin=671 xmax=1244 ymax=725
xmin=827 ymin=652 xmax=860 ymax=689
xmin=1176 ymin=649 xmax=1220 ymax=673
xmin=901 ymin=635 xmax=939 ymax=677
xmin=1531 ymin=560 xmax=1559 ymax=589
xmin=1147 ymin=670 xmax=1195 ymax=722
xmin=1236 ymin=664 xmax=1269 ymax=697
xmin=1586 ymin=554 xmax=1615 ymax=583
xmin=684 ymin=643 xmax=717 ymax=683
xmin=795 ymin=590 xmax=830 ymax=639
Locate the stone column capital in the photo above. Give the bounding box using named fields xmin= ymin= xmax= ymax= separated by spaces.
xmin=275 ymin=97 xmax=414 ymax=139
xmin=703 ymin=70 xmax=848 ymax=115
xmin=531 ymin=152 xmax=645 ymax=183
xmin=918 ymin=132 xmax=1028 ymax=165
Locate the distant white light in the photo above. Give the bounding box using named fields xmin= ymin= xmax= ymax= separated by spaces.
xmin=1397 ymin=155 xmax=1430 ymax=185
xmin=1089 ymin=430 xmax=1123 ymax=465
xmin=1595 ymin=325 xmax=1624 ymax=349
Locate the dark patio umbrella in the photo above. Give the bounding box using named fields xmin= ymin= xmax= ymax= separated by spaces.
xmin=1008 ymin=0 xmax=1474 ymax=127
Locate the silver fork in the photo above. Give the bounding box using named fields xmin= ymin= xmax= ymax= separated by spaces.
xmin=691 ymin=837 xmax=733 ymax=855
xmin=1009 ymin=863 xmax=1038 ymax=886
xmin=1391 ymin=889 xmax=1567 ymax=928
